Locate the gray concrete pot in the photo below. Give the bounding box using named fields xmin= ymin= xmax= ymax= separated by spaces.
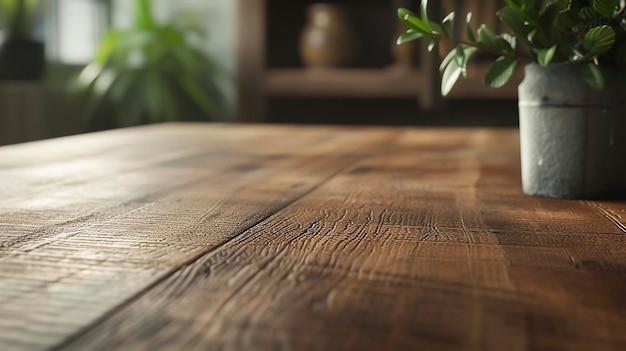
xmin=518 ymin=63 xmax=626 ymax=199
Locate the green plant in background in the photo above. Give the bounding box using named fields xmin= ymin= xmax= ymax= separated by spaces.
xmin=75 ymin=0 xmax=227 ymax=129
xmin=0 ymin=0 xmax=43 ymax=39
xmin=397 ymin=0 xmax=626 ymax=95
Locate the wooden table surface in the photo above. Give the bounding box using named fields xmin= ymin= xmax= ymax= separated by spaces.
xmin=1 ymin=123 xmax=625 ymax=351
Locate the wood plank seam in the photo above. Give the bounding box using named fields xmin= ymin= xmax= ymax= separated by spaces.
xmin=51 ymin=139 xmax=402 ymax=350
xmin=585 ymin=201 xmax=626 ymax=234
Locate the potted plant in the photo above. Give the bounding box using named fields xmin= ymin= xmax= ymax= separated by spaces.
xmin=0 ymin=0 xmax=46 ymax=80
xmin=75 ymin=0 xmax=227 ymax=130
xmin=396 ymin=0 xmax=626 ymax=199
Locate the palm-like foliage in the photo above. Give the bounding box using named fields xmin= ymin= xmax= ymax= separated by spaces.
xmin=75 ymin=0 xmax=226 ymax=129
xmin=397 ymin=0 xmax=626 ymax=95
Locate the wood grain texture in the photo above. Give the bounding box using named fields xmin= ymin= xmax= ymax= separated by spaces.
xmin=1 ymin=123 xmax=625 ymax=351
xmin=0 ymin=123 xmax=400 ymax=350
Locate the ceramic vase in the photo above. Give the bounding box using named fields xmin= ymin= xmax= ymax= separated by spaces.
xmin=299 ymin=3 xmax=357 ymax=68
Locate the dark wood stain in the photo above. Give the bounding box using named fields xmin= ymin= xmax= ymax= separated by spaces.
xmin=0 ymin=123 xmax=624 ymax=351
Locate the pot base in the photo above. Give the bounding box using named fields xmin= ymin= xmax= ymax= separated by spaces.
xmin=520 ymin=105 xmax=626 ymax=199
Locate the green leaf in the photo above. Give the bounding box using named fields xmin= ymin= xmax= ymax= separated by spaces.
xmin=501 ymin=34 xmax=516 ymax=51
xmin=420 ymin=0 xmax=429 ymax=25
xmin=397 ymin=30 xmax=425 ymax=45
xmin=442 ymin=11 xmax=455 ymax=24
xmin=504 ymin=0 xmax=525 ymax=9
xmin=537 ymin=3 xmax=560 ymax=35
xmin=440 ymin=45 xmax=477 ymax=76
xmin=593 ymin=0 xmax=618 ymax=19
xmin=428 ymin=22 xmax=443 ymax=35
xmin=581 ymin=63 xmax=605 ymax=90
xmin=75 ymin=63 xmax=104 ymax=90
xmin=465 ymin=12 xmax=475 ymax=43
xmin=504 ymin=0 xmax=534 ymax=9
xmin=134 ymin=0 xmax=156 ymax=29
xmin=546 ymin=0 xmax=573 ymax=11
xmin=579 ymin=6 xmax=597 ymax=20
xmin=583 ymin=25 xmax=616 ymax=55
xmin=555 ymin=2 xmax=581 ymax=28
xmin=398 ymin=3 xmax=439 ymax=35
xmin=476 ymin=25 xmax=498 ymax=48
xmin=441 ymin=59 xmax=463 ymax=96
xmin=519 ymin=7 xmax=541 ymax=28
xmin=178 ymin=75 xmax=216 ymax=117
xmin=454 ymin=44 xmax=465 ymax=66
xmin=476 ymin=25 xmax=513 ymax=52
xmin=537 ymin=45 xmax=557 ymax=66
xmin=484 ymin=57 xmax=518 ymax=88
xmin=145 ymin=70 xmax=166 ymax=121
xmin=397 ymin=8 xmax=431 ymax=34
xmin=428 ymin=37 xmax=438 ymax=52
xmin=527 ymin=29 xmax=538 ymax=43
xmin=461 ymin=46 xmax=478 ymax=77
xmin=571 ymin=48 xmax=586 ymax=61
xmin=439 ymin=48 xmax=457 ymax=71
xmin=94 ymin=31 xmax=121 ymax=64
xmin=440 ymin=45 xmax=478 ymax=90
xmin=497 ymin=7 xmax=530 ymax=41
xmin=442 ymin=11 xmax=455 ymax=37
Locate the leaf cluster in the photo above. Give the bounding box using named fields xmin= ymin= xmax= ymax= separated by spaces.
xmin=75 ymin=0 xmax=227 ymax=129
xmin=397 ymin=0 xmax=626 ymax=94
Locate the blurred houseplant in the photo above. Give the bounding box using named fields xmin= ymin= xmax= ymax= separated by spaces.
xmin=397 ymin=0 xmax=626 ymax=199
xmin=0 ymin=0 xmax=46 ymax=80
xmin=75 ymin=0 xmax=227 ymax=129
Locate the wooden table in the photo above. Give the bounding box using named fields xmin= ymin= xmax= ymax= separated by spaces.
xmin=1 ymin=123 xmax=625 ymax=351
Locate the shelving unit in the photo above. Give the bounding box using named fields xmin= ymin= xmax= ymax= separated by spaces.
xmin=264 ymin=68 xmax=425 ymax=97
xmin=236 ymin=0 xmax=520 ymax=124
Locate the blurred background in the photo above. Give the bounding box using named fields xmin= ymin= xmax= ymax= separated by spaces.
xmin=0 ymin=0 xmax=518 ymax=146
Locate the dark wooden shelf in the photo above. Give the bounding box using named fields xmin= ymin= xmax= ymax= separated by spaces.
xmin=263 ymin=68 xmax=425 ymax=98
xmin=236 ymin=0 xmax=515 ymax=123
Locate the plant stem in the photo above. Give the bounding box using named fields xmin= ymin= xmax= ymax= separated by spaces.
xmin=441 ymin=35 xmax=534 ymax=62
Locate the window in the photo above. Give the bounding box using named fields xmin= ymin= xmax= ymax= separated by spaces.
xmin=46 ymin=0 xmax=111 ymax=64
